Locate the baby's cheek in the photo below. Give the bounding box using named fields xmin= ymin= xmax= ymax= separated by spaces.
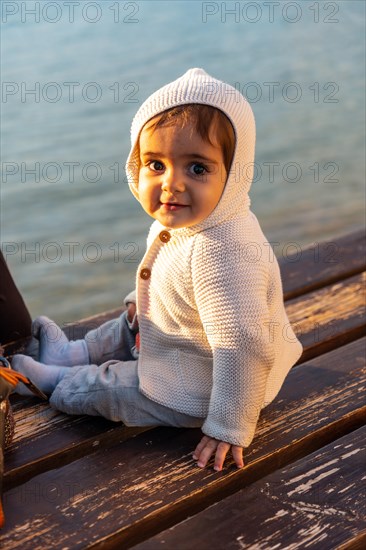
xmin=137 ymin=175 xmax=149 ymax=196
xmin=138 ymin=179 xmax=159 ymax=212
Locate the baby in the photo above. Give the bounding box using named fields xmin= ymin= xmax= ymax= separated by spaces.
xmin=13 ymin=68 xmax=303 ymax=471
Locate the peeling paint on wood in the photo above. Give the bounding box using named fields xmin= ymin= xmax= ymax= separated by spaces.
xmin=134 ymin=427 xmax=366 ymax=550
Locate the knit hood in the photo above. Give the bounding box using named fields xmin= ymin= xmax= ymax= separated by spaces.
xmin=125 ymin=68 xmax=256 ymax=236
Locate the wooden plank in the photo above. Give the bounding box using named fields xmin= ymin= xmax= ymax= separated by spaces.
xmin=279 ymin=228 xmax=366 ymax=300
xmin=1 ymin=337 xmax=364 ymax=549
xmin=4 ymin=397 xmax=150 ymax=489
xmin=4 ymin=272 xmax=365 ymax=488
xmin=285 ymin=272 xmax=365 ymax=362
xmin=135 ymin=426 xmax=366 ymax=550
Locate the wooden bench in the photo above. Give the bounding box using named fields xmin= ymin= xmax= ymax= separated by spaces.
xmin=1 ymin=228 xmax=365 ymax=549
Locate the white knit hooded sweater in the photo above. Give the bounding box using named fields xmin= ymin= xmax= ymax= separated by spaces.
xmin=125 ymin=68 xmax=303 ymax=448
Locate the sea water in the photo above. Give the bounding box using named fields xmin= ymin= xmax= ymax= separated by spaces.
xmin=1 ymin=0 xmax=365 ymax=323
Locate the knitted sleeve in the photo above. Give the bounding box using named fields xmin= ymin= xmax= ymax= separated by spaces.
xmin=191 ymin=232 xmax=274 ymax=448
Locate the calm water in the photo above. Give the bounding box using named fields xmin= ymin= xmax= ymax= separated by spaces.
xmin=1 ymin=0 xmax=365 ymax=324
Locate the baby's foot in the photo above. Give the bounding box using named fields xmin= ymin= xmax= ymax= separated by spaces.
xmin=33 ymin=316 xmax=89 ymax=366
xmin=32 ymin=316 xmax=68 ymax=364
xmin=12 ymin=354 xmax=68 ymax=395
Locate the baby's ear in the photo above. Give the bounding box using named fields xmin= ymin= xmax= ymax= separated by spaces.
xmin=126 ymin=159 xmax=140 ymax=182
xmin=125 ymin=156 xmax=141 ymax=201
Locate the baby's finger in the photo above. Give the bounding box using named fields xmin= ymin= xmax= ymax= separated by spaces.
xmin=232 ymin=445 xmax=245 ymax=468
xmin=196 ymin=439 xmax=218 ymax=468
xmin=192 ymin=435 xmax=211 ymax=460
xmin=214 ymin=441 xmax=231 ymax=471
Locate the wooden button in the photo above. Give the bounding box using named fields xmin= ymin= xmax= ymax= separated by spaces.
xmin=159 ymin=230 xmax=171 ymax=243
xmin=140 ymin=268 xmax=151 ymax=280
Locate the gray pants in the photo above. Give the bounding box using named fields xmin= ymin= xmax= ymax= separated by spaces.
xmin=50 ymin=311 xmax=204 ymax=429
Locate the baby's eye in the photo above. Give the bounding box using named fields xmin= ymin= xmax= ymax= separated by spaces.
xmin=149 ymin=160 xmax=164 ymax=172
xmin=189 ymin=163 xmax=207 ymax=176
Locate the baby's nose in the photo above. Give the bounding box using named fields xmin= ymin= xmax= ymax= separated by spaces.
xmin=161 ymin=174 xmax=185 ymax=193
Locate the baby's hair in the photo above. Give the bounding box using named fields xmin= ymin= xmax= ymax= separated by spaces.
xmin=141 ymin=104 xmax=235 ymax=173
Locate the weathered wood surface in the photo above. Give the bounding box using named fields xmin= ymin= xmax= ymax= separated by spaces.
xmin=4 ymin=266 xmax=365 ymax=484
xmin=1 ymin=228 xmax=365 ymax=549
xmin=279 ymin=228 xmax=366 ymax=299
xmin=286 ymin=271 xmax=365 ymax=362
xmin=5 ymin=399 xmax=150 ymax=489
xmin=2 ymin=337 xmax=364 ymax=549
xmin=134 ymin=426 xmax=366 ymax=550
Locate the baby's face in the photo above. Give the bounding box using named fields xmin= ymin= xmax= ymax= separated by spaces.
xmin=138 ymin=120 xmax=227 ymax=229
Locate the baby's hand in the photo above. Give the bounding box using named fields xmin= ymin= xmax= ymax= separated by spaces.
xmin=192 ymin=434 xmax=244 ymax=472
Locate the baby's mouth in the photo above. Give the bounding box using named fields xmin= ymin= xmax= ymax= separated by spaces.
xmin=160 ymin=201 xmax=188 ymax=211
